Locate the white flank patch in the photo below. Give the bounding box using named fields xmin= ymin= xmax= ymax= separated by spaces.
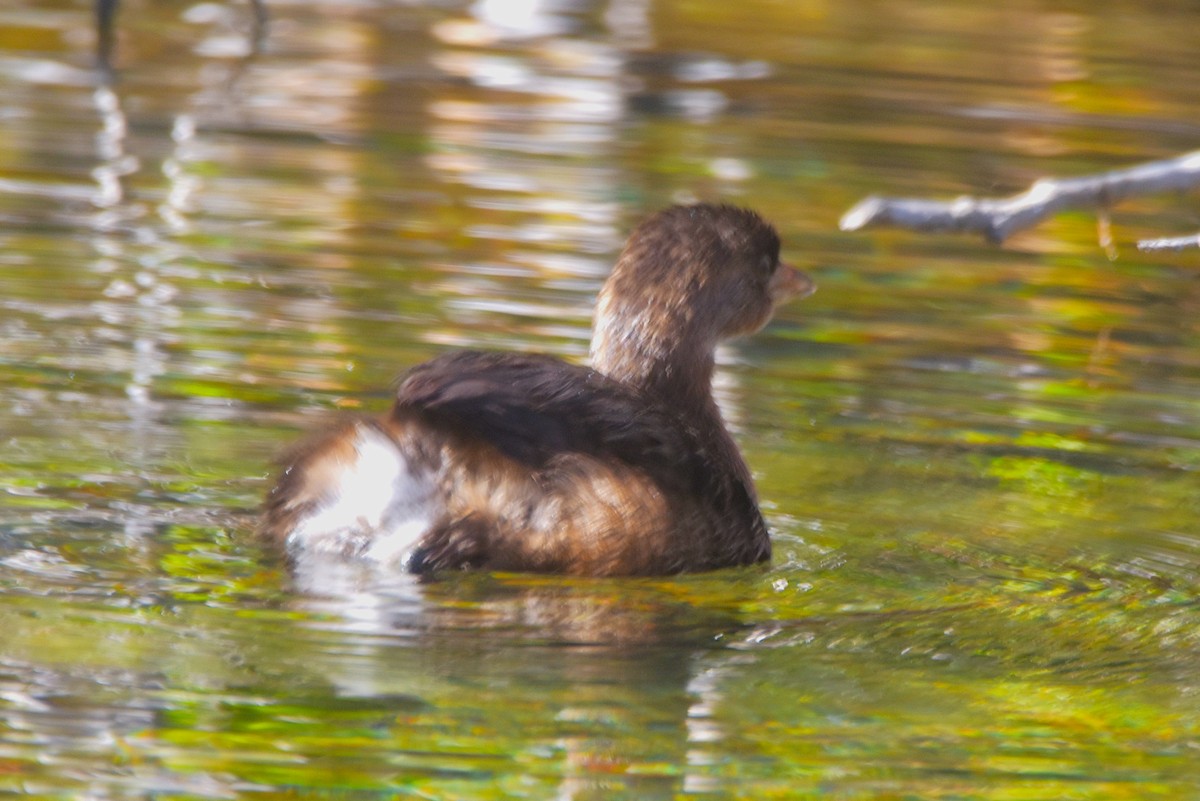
xmin=289 ymin=423 xmax=438 ymax=566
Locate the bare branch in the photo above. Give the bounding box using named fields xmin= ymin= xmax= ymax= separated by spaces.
xmin=1137 ymin=233 xmax=1200 ymax=252
xmin=840 ymin=150 xmax=1200 ymax=244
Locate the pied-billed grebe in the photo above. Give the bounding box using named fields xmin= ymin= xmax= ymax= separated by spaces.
xmin=264 ymin=204 xmax=814 ymax=576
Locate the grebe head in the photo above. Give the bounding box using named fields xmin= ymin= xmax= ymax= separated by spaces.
xmin=590 ymin=203 xmax=814 ymax=389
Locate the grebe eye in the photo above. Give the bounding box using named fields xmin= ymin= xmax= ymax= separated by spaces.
xmin=759 ymin=255 xmax=776 ymax=281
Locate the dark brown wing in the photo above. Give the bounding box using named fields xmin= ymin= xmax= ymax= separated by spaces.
xmin=393 ymin=350 xmax=700 ymax=492
xmin=392 ymin=350 xmax=770 ymax=572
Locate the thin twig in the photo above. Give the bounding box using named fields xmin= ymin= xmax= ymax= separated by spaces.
xmin=1137 ymin=233 xmax=1200 ymax=252
xmin=840 ymin=150 xmax=1200 ymax=244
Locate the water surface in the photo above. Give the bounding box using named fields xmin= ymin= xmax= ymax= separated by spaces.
xmin=1 ymin=0 xmax=1198 ymax=798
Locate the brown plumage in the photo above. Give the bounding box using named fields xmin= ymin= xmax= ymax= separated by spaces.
xmin=263 ymin=203 xmax=814 ymax=577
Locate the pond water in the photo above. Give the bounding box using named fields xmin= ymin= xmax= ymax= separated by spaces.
xmin=2 ymin=0 xmax=1199 ymax=798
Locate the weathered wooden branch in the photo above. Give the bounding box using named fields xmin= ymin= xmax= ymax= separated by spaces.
xmin=840 ymin=150 xmax=1200 ymax=245
xmin=1137 ymin=233 xmax=1200 ymax=252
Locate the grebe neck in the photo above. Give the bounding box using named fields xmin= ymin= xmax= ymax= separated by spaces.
xmin=589 ymin=303 xmax=718 ymax=416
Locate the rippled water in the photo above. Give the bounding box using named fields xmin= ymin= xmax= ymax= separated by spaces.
xmin=1 ymin=0 xmax=1199 ymax=798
